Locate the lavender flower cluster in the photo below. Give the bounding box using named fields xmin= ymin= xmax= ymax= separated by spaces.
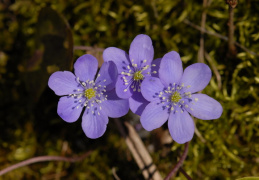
xmin=48 ymin=34 xmax=223 ymax=144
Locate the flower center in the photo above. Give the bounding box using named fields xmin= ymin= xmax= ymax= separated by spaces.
xmin=85 ymin=88 xmax=96 ymax=99
xmin=133 ymin=71 xmax=144 ymax=81
xmin=171 ymin=91 xmax=182 ymax=103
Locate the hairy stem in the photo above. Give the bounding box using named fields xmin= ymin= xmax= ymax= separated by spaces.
xmin=227 ymin=5 xmax=237 ymax=56
xmin=164 ymin=141 xmax=190 ymax=180
xmin=0 ymin=151 xmax=92 ymax=176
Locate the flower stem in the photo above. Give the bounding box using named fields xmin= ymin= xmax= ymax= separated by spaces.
xmin=0 ymin=151 xmax=92 ymax=176
xmin=164 ymin=141 xmax=190 ymax=180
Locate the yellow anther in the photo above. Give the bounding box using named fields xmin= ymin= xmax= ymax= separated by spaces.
xmin=171 ymin=91 xmax=182 ymax=103
xmin=85 ymin=88 xmax=96 ymax=99
xmin=133 ymin=71 xmax=144 ymax=81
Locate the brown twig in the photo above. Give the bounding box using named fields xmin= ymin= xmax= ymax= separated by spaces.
xmin=183 ymin=19 xmax=259 ymax=57
xmin=164 ymin=141 xmax=190 ymax=180
xmin=0 ymin=151 xmax=92 ymax=176
xmin=114 ymin=118 xmax=163 ymax=180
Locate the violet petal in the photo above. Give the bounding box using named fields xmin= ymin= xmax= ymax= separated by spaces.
xmin=129 ymin=92 xmax=149 ymax=116
xmin=129 ymin=34 xmax=154 ymax=66
xmin=115 ymin=75 xmax=133 ymax=99
xmin=180 ymin=63 xmax=211 ymax=93
xmin=103 ymin=47 xmax=130 ymax=73
xmin=151 ymin=58 xmax=162 ymax=78
xmin=48 ymin=71 xmax=82 ymax=96
xmin=82 ymin=107 xmax=108 ymax=139
xmin=95 ymin=61 xmax=117 ymax=91
xmin=102 ymin=89 xmax=129 ymax=118
xmin=186 ymin=93 xmax=223 ymax=120
xmin=57 ymin=96 xmax=83 ymax=123
xmin=168 ymin=110 xmax=194 ymax=144
xmin=159 ymin=51 xmax=183 ymax=86
xmin=140 ymin=100 xmax=169 ymax=131
xmin=74 ymin=54 xmax=98 ymax=82
xmin=141 ymin=77 xmax=165 ymax=101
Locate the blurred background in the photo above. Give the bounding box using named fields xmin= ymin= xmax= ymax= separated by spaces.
xmin=0 ymin=0 xmax=259 ymax=179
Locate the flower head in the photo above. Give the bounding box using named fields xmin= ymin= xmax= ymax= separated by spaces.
xmin=103 ymin=34 xmax=161 ymax=115
xmin=140 ymin=51 xmax=223 ymax=144
xmin=48 ymin=54 xmax=129 ymax=139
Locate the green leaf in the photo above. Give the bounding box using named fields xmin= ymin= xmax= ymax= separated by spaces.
xmin=24 ymin=7 xmax=73 ymax=103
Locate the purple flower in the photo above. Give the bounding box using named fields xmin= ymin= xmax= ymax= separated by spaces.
xmin=48 ymin=54 xmax=129 ymax=139
xmin=103 ymin=34 xmax=161 ymax=115
xmin=140 ymin=51 xmax=223 ymax=144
